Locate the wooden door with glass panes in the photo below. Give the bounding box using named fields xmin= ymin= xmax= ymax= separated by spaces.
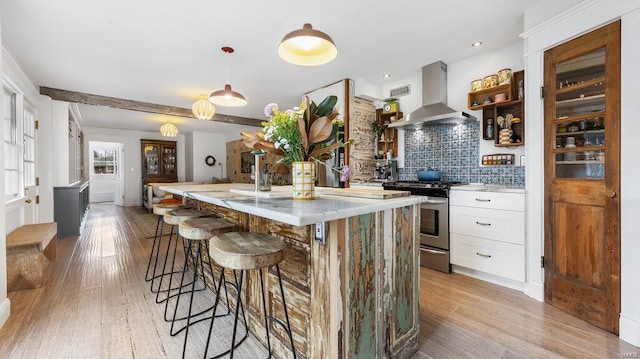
xmin=543 ymin=21 xmax=620 ymax=334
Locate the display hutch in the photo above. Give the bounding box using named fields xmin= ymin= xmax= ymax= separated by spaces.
xmin=375 ymin=109 xmax=402 ymax=157
xmin=141 ymin=139 xmax=177 ymax=185
xmin=468 ymin=70 xmax=525 ymax=146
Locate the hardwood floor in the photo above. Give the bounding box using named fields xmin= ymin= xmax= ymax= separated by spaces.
xmin=0 ymin=203 xmax=637 ymax=358
xmin=415 ymin=269 xmax=638 ymax=359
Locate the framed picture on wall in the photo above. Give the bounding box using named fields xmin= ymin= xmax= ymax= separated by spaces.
xmin=240 ymin=151 xmax=254 ymax=173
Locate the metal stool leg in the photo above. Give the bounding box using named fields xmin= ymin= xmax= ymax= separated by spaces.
xmin=145 ymin=214 xmax=163 ymax=281
xmin=276 ymin=265 xmax=297 ymax=357
xmin=228 ymin=270 xmax=244 ymax=359
xmin=259 ymin=268 xmax=273 ymax=355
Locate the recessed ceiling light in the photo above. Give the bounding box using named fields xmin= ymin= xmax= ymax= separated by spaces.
xmin=472 ymin=41 xmax=483 ymax=47
xmin=382 ymin=73 xmax=391 ymax=78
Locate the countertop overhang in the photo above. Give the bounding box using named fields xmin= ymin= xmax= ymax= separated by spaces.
xmin=159 ymin=183 xmax=426 ymax=226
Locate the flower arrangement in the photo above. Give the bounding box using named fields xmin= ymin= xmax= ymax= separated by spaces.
xmin=241 ymin=95 xmax=352 ymax=180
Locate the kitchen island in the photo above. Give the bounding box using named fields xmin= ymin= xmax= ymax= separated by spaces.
xmin=159 ymin=183 xmax=422 ymax=359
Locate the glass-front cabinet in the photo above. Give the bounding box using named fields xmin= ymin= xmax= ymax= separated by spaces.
xmin=552 ymin=49 xmax=606 ymax=179
xmin=141 ymin=139 xmax=178 ymax=184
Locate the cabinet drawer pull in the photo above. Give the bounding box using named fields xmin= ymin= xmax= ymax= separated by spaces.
xmin=476 ymin=252 xmax=492 ymax=258
xmin=475 ymin=198 xmax=491 ymax=202
xmin=475 ymin=221 xmax=491 ymax=226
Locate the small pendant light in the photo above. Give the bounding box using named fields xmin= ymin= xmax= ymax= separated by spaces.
xmin=278 ymin=23 xmax=337 ymax=66
xmin=209 ymin=47 xmax=247 ymax=107
xmin=192 ymin=98 xmax=216 ymax=120
xmin=160 ymin=123 xmax=178 ymax=137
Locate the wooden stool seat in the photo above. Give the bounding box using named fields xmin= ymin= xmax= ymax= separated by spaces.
xmin=209 ymin=232 xmax=285 ymax=270
xmin=153 ymin=203 xmax=184 ymax=216
xmin=163 ymin=208 xmax=207 ymax=225
xmin=178 ymin=217 xmax=236 ymax=240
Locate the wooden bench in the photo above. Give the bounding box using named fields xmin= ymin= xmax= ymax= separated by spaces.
xmin=6 ymin=222 xmax=57 ymax=292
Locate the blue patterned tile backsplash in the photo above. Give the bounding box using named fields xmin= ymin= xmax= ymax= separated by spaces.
xmin=399 ymin=122 xmax=525 ymax=186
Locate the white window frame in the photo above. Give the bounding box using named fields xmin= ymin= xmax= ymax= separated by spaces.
xmin=3 ymin=80 xmax=27 ymax=203
xmin=92 ymin=148 xmax=117 ymax=175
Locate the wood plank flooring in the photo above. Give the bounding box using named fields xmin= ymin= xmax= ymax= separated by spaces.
xmin=0 ymin=203 xmax=637 ymax=358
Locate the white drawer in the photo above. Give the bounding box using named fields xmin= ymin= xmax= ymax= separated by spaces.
xmin=449 ymin=190 xmax=524 ymax=212
xmin=450 ymin=206 xmax=525 ymax=245
xmin=450 ymin=233 xmax=525 ymax=282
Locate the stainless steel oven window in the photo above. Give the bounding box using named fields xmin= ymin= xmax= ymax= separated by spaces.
xmin=420 ymin=206 xmax=439 ymax=236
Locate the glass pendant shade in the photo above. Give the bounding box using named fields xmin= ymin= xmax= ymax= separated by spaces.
xmin=192 ymin=99 xmax=216 ymax=120
xmin=278 ymin=23 xmax=337 ymax=66
xmin=209 ymin=84 xmax=247 ymax=107
xmin=160 ymin=123 xmax=178 ymax=137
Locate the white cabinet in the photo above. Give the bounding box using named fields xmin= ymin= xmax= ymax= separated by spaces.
xmin=450 ymin=189 xmax=525 ymax=283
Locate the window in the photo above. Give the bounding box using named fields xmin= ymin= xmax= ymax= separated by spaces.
xmin=4 ymin=84 xmax=36 ymax=202
xmin=93 ymin=149 xmax=117 ymax=174
xmin=4 ymin=87 xmax=20 ymax=200
xmin=23 ymin=106 xmax=36 ymax=187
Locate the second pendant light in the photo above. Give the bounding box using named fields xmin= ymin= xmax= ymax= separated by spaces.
xmin=209 ymin=46 xmax=247 ymax=107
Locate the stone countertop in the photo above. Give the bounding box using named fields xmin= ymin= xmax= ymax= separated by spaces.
xmin=160 ymin=183 xmax=425 ymax=226
xmin=450 ymin=184 xmax=525 ymax=194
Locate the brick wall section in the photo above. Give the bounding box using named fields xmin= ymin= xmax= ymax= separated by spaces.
xmin=348 ymin=97 xmax=376 ymax=183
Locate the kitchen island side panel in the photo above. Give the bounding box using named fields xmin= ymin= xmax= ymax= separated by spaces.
xmin=188 ymin=199 xmax=419 ymax=359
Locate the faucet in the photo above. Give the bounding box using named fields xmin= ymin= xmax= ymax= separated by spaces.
xmin=253 ymin=154 xmax=261 ymax=191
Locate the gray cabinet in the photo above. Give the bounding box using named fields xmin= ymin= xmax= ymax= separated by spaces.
xmin=54 ymin=181 xmax=90 ymax=238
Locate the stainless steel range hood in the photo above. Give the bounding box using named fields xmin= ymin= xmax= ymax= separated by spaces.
xmin=389 ymin=61 xmax=476 ymax=128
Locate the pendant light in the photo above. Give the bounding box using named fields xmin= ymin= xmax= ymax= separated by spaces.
xmin=209 ymin=47 xmax=247 ymax=107
xmin=160 ymin=123 xmax=178 ymax=137
xmin=192 ymin=98 xmax=216 ymax=120
xmin=278 ymin=23 xmax=337 ymax=66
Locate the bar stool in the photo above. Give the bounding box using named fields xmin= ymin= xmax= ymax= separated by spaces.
xmin=171 ymin=217 xmax=243 ymax=358
xmin=145 ymin=203 xmax=184 ymax=286
xmin=205 ymin=232 xmax=297 ymax=359
xmin=154 ymin=208 xmax=208 ymax=306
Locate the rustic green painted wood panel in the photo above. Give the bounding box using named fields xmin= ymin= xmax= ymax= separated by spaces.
xmin=393 ymin=206 xmax=416 ymax=339
xmin=346 ymin=213 xmax=378 ymax=358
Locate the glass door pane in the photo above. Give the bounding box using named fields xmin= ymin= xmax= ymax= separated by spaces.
xmin=554 ymin=49 xmax=606 ymax=179
xmin=144 ymin=144 xmax=159 ymax=175
xmin=162 ymin=146 xmax=176 ymax=175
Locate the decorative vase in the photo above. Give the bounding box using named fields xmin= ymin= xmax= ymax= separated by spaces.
xmin=292 ymin=161 xmax=315 ymax=200
xmin=499 ymin=129 xmax=513 ymax=144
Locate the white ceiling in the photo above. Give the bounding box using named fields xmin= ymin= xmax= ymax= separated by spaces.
xmin=1 ymin=0 xmax=541 ymax=135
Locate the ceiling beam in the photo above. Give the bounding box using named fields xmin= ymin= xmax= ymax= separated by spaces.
xmin=39 ymin=87 xmax=262 ymax=127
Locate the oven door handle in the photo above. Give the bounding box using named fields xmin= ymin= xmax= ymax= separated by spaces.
xmin=422 ymin=248 xmax=447 ymax=255
xmin=422 ymin=199 xmax=448 ymax=205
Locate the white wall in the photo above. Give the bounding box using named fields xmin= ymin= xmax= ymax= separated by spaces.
xmin=82 ymin=127 xmax=186 ymax=207
xmin=51 ymin=100 xmax=71 ymax=186
xmin=191 ymin=131 xmax=226 ymax=181
xmin=382 ymin=42 xmax=526 ymax=167
xmin=522 ymin=0 xmax=640 ymax=346
xmin=0 ymin=13 xmax=10 ymax=329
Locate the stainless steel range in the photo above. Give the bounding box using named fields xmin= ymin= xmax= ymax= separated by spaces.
xmin=383 ymin=181 xmax=458 ymax=273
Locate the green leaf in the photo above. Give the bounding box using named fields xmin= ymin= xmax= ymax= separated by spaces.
xmin=316 ymin=96 xmax=337 ymax=117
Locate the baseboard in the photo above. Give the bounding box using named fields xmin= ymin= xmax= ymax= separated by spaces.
xmin=0 ymin=298 xmax=11 ymax=329
xmin=451 ymin=265 xmax=525 ymax=292
xmin=524 ymin=281 xmax=544 ymax=302
xmin=620 ymin=315 xmax=640 ymax=347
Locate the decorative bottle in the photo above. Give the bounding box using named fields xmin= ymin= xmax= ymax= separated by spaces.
xmin=486 ymin=119 xmax=494 ymax=139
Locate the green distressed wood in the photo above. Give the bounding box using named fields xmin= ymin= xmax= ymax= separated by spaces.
xmin=394 ymin=206 xmax=415 ymax=338
xmin=346 ymin=213 xmax=378 ymax=358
